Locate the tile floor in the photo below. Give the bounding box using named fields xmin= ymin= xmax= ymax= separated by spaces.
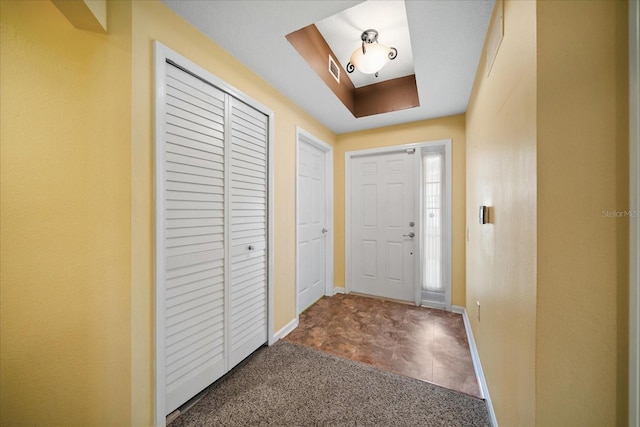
xmin=284 ymin=293 xmax=482 ymax=398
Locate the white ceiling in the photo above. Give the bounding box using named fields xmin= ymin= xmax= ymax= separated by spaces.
xmin=315 ymin=1 xmax=414 ymax=88
xmin=162 ymin=0 xmax=495 ymax=134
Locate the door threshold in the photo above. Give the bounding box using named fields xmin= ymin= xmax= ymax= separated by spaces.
xmin=348 ymin=291 xmax=416 ymax=306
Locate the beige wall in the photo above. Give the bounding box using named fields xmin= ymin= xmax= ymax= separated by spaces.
xmin=130 ymin=1 xmax=337 ymax=424
xmin=536 ymin=1 xmax=628 ymax=425
xmin=465 ymin=1 xmax=538 ymax=424
xmin=3 ymin=0 xmax=630 ymax=425
xmin=334 ymin=115 xmax=466 ymax=306
xmin=467 ymin=0 xmax=629 ymax=425
xmin=0 ymin=1 xmax=132 ymax=425
xmin=0 ymin=0 xmax=337 ymax=424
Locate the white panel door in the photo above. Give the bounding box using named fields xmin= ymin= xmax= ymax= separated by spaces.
xmin=228 ymin=97 xmax=268 ymax=367
xmin=160 ymin=62 xmax=227 ymax=414
xmin=297 ymin=141 xmax=326 ymax=313
xmin=351 ymin=152 xmax=416 ymax=301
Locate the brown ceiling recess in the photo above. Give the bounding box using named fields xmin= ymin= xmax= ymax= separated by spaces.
xmin=286 ymin=24 xmax=420 ymax=119
xmin=355 ymin=75 xmax=419 ymax=117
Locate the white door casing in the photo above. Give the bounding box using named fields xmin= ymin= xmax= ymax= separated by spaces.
xmin=350 ymin=151 xmax=417 ymax=302
xmin=296 ymin=128 xmax=333 ymax=314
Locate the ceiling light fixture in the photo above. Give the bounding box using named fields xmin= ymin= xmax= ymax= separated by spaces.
xmin=346 ymin=29 xmax=397 ymax=77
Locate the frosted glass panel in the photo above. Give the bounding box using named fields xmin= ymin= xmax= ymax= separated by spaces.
xmin=422 ymin=151 xmax=443 ymax=293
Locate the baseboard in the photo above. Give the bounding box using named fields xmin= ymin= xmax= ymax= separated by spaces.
xmin=453 ymin=306 xmax=498 ymax=427
xmin=273 ymin=317 xmax=298 ymax=342
xmin=451 ymin=305 xmax=465 ymax=315
xmin=332 ymin=287 xmax=346 ymax=295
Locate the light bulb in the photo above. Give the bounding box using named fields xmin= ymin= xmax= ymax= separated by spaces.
xmin=350 ymin=43 xmax=391 ymax=74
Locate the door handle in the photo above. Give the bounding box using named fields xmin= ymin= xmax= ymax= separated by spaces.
xmin=403 ymin=232 xmax=415 ymax=238
xmin=321 ymin=228 xmax=328 ymax=234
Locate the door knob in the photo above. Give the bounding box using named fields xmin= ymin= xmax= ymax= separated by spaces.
xmin=321 ymin=228 xmax=328 ymax=234
xmin=247 ymin=245 xmax=254 ymax=251
xmin=403 ymin=232 xmax=415 ymax=238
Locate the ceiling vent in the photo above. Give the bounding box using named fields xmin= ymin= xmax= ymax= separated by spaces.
xmin=328 ymin=55 xmax=340 ymax=83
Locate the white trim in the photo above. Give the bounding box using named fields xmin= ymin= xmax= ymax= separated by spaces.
xmin=453 ymin=305 xmax=498 ymax=427
xmin=333 ymin=287 xmax=346 ymax=295
xmin=153 ymin=41 xmax=167 ymax=427
xmin=223 ymin=92 xmax=232 ymax=372
xmin=630 ymin=0 xmax=640 ymax=424
xmin=414 ymin=150 xmax=422 ymax=306
xmin=273 ymin=318 xmax=299 ymax=341
xmin=444 ymin=143 xmax=452 ymax=310
xmin=450 ymin=306 xmax=465 ymax=314
xmin=154 ymin=41 xmax=275 ymax=427
xmin=267 ymin=99 xmax=276 ymax=348
xmin=344 ymin=140 xmax=453 ymax=309
xmin=295 ymin=127 xmax=334 ymax=316
xmin=345 ymin=151 xmax=353 ymax=294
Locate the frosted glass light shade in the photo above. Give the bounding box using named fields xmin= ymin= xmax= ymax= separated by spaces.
xmin=349 ymin=43 xmax=391 ymax=74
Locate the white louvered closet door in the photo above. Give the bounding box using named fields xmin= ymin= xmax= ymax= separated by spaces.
xmin=158 ymin=55 xmax=270 ymax=419
xmin=161 ymin=62 xmax=227 ymax=414
xmin=228 ymin=98 xmax=268 ymax=367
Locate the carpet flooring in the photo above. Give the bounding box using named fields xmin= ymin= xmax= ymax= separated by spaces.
xmin=169 ymin=341 xmax=490 ymax=427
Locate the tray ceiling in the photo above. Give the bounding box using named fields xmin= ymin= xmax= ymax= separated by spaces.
xmin=161 ymin=0 xmax=495 ymax=134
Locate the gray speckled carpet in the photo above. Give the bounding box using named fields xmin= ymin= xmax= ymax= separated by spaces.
xmin=169 ymin=341 xmax=491 ymax=427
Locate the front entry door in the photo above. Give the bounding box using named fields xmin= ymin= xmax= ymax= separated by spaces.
xmin=351 ymin=151 xmax=416 ymax=301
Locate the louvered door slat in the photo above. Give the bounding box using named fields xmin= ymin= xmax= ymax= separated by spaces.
xmin=232 ymin=135 xmax=266 ymax=155
xmin=165 ymin=142 xmax=224 ymax=164
xmin=230 ymin=166 xmax=265 ymax=181
xmin=166 ymin=258 xmax=223 ymax=279
xmin=228 ymin=98 xmax=268 ymax=367
xmin=167 ymin=217 xmax=223 ymax=229
xmin=161 ymin=62 xmax=227 ymax=414
xmin=166 ymin=209 xmax=223 ymax=220
xmin=231 ymin=221 xmax=264 ymax=232
xmin=232 ymin=144 xmax=265 ymax=162
xmin=231 ymin=283 xmax=265 ymax=304
xmin=166 ymin=125 xmax=224 ymax=149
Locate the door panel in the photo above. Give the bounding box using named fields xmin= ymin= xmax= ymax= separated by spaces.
xmin=297 ymin=141 xmax=326 ymax=313
xmin=386 ymin=242 xmax=404 ymax=281
xmin=228 ymin=97 xmax=268 ymax=368
xmin=351 ymin=152 xmax=416 ymax=301
xmin=362 ymin=240 xmax=377 ymax=278
xmin=161 ymin=62 xmax=227 ymax=414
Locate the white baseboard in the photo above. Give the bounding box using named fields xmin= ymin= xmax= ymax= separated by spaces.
xmin=332 ymin=287 xmax=346 ymax=295
xmin=272 ymin=317 xmax=298 ymax=342
xmin=453 ymin=305 xmax=498 ymax=427
xmin=451 ymin=305 xmax=466 ymax=315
